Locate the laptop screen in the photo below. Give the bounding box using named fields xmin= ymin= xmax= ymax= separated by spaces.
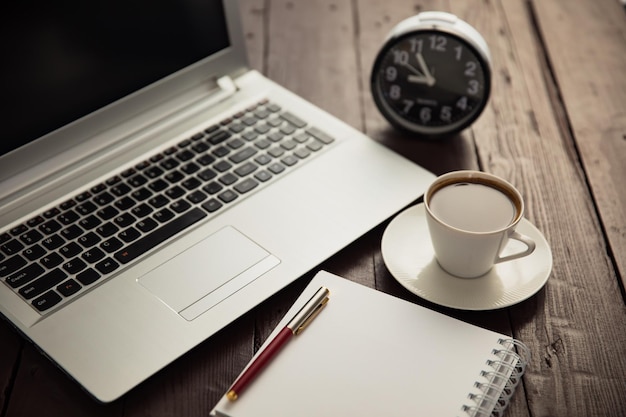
xmin=2 ymin=0 xmax=229 ymax=157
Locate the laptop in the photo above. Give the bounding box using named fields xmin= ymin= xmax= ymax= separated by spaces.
xmin=0 ymin=0 xmax=434 ymax=402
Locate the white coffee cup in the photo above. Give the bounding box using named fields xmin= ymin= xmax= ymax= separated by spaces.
xmin=424 ymin=170 xmax=536 ymax=278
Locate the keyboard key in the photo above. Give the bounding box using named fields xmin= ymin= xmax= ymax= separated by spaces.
xmin=95 ymin=258 xmax=119 ymax=274
xmin=57 ymin=210 xmax=80 ymax=225
xmin=77 ymin=232 xmax=102 ymax=248
xmin=160 ymin=158 xmax=180 ymax=170
xmin=114 ymin=208 xmax=207 ymax=264
xmin=75 ymin=191 xmax=92 ymax=202
xmin=94 ymin=191 xmax=115 ymax=206
xmin=114 ymin=213 xmax=136 ymax=228
xmin=59 ymin=242 xmax=82 ymax=258
xmin=114 ymin=196 xmax=136 ymax=210
xmin=110 ymin=183 xmax=132 ymax=196
xmin=165 ymin=171 xmax=185 ymax=183
xmin=203 ymin=182 xmax=223 ymax=195
xmin=218 ymin=173 xmax=238 ymax=186
xmin=39 ymin=219 xmax=62 ymax=235
xmin=254 ymin=154 xmax=272 ymax=165
xmin=128 ymin=174 xmax=148 ymax=187
xmin=43 ymin=207 xmax=61 ymax=218
xmin=57 ymin=279 xmax=82 ymax=297
xmin=186 ymin=191 xmax=207 ymax=204
xmin=207 ymin=130 xmax=230 ymax=145
xmin=148 ymin=194 xmax=170 ymax=208
xmin=40 ymin=253 xmax=63 ymax=269
xmin=0 ymin=255 xmax=27 ymax=277
xmin=176 ymin=150 xmax=195 ymax=162
xmin=212 ymin=146 xmax=230 ymax=158
xmin=234 ymin=178 xmax=259 ymax=194
xmin=171 ymin=197 xmax=193 ymax=213
xmin=197 ymin=154 xmax=216 ymax=166
xmin=268 ymin=162 xmax=286 ymax=174
xmin=96 ymin=222 xmax=119 ymax=238
xmin=2 ymin=239 xmax=25 ymax=255
xmin=254 ymin=170 xmax=272 ymax=182
xmin=23 ymin=244 xmax=46 ymax=261
xmin=131 ymin=187 xmax=153 ymax=201
xmin=148 ymin=179 xmax=169 ymax=192
xmin=6 ymin=263 xmax=45 ymax=288
xmin=144 ymin=166 xmax=164 ymax=179
xmin=181 ymin=162 xmax=200 ymax=175
xmin=307 ymin=127 xmax=335 ymax=144
xmin=201 ymin=199 xmax=223 ymax=213
xmin=234 ymin=162 xmax=258 ymax=177
xmin=198 ymin=168 xmax=217 ymax=181
xmin=58 ymin=199 xmax=76 ymax=210
xmin=41 ymin=235 xmax=65 ymax=251
xmin=153 ymin=208 xmax=175 ymax=223
xmin=82 ymin=247 xmax=106 ymax=263
xmin=19 ymin=268 xmax=67 ymax=299
xmin=229 ymin=147 xmax=257 ymax=164
xmin=131 ymin=203 xmax=154 ymax=218
xmin=27 ymin=216 xmax=45 ymax=227
xmin=62 ymin=258 xmax=88 ymax=274
xmin=97 ymin=206 xmax=120 ymax=220
xmin=76 ymin=268 xmax=101 ymax=285
xmin=281 ymin=155 xmax=298 ymax=166
xmin=181 ymin=177 xmax=201 ymax=190
xmin=79 ymin=215 xmax=102 ymax=230
xmin=76 ymin=201 xmax=98 ymax=215
xmin=136 ymin=218 xmax=158 ymax=233
xmin=165 ymin=186 xmax=186 ymax=199
xmin=101 ymin=237 xmax=123 ymax=253
xmin=61 ymin=225 xmax=83 ymax=240
xmin=214 ymin=160 xmax=232 ymax=172
xmin=118 ymin=227 xmax=140 ymax=243
xmin=218 ymin=190 xmax=238 ymax=203
xmin=32 ymin=290 xmax=62 ymax=312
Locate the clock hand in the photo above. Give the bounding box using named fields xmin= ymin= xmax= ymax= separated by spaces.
xmin=407 ymin=74 xmax=432 ymax=84
xmin=416 ymin=52 xmax=436 ymax=86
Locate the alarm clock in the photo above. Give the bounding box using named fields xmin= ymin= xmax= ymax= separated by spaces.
xmin=371 ymin=12 xmax=492 ymax=138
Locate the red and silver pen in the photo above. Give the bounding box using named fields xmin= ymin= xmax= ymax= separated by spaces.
xmin=226 ymin=286 xmax=330 ymax=401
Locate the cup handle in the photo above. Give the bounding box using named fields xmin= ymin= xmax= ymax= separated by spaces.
xmin=494 ymin=231 xmax=536 ymax=264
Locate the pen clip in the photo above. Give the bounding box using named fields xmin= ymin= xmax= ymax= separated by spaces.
xmin=287 ymin=286 xmax=330 ymax=335
xmin=294 ymin=295 xmax=329 ymax=335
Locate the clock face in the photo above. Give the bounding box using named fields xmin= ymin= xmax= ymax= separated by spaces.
xmin=372 ymin=30 xmax=490 ymax=137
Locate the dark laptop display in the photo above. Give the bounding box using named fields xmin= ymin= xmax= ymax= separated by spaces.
xmin=2 ymin=0 xmax=229 ymax=156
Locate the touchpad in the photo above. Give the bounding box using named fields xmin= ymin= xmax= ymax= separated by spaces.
xmin=139 ymin=226 xmax=280 ymax=321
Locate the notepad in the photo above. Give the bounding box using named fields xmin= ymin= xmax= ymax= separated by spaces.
xmin=211 ymin=271 xmax=529 ymax=417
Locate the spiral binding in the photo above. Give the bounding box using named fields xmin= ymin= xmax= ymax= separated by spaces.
xmin=460 ymin=338 xmax=530 ymax=417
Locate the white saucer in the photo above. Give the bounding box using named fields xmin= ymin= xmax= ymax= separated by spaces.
xmin=381 ymin=204 xmax=552 ymax=310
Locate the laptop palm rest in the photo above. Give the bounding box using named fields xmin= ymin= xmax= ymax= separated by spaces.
xmin=139 ymin=226 xmax=280 ymax=321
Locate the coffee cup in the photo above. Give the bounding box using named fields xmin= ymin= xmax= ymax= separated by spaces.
xmin=424 ymin=170 xmax=536 ymax=278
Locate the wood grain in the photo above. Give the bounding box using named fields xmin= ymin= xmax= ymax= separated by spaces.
xmin=531 ymin=0 xmax=626 ymax=289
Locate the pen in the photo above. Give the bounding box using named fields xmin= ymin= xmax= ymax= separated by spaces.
xmin=226 ymin=286 xmax=330 ymax=401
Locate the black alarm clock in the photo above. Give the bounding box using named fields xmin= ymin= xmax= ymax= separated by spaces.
xmin=371 ymin=12 xmax=492 ymax=138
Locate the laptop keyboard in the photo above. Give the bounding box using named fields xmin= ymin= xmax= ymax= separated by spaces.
xmin=0 ymin=99 xmax=336 ymax=314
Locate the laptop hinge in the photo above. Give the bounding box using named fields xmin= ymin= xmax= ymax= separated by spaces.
xmin=216 ymin=75 xmax=239 ymax=98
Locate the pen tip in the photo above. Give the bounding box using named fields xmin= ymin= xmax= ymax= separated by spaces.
xmin=227 ymin=390 xmax=238 ymax=401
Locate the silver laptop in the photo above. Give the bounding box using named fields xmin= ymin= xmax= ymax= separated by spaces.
xmin=0 ymin=0 xmax=434 ymax=402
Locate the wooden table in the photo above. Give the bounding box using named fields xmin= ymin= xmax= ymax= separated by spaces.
xmin=1 ymin=1 xmax=625 ymax=416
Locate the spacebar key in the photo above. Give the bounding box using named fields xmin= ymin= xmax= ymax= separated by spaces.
xmin=114 ymin=208 xmax=207 ymax=264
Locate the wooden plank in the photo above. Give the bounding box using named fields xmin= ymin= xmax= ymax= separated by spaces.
xmin=452 ymin=1 xmax=626 ymax=416
xmin=264 ymin=0 xmax=362 ymax=130
xmin=531 ymin=0 xmax=626 ymax=288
